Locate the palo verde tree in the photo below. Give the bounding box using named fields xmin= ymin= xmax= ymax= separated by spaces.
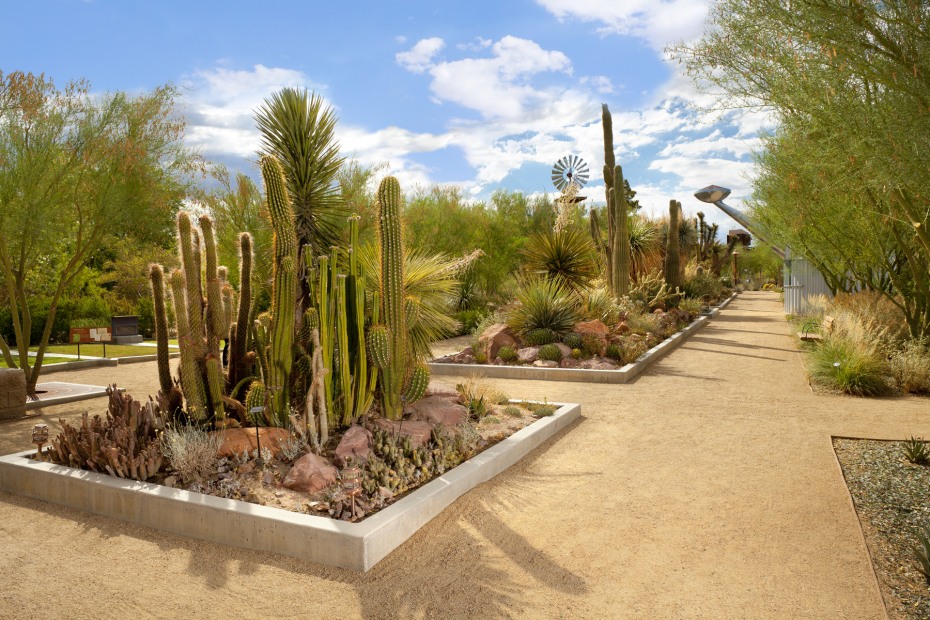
xmin=0 ymin=71 xmax=198 ymax=394
xmin=669 ymin=0 xmax=930 ymax=337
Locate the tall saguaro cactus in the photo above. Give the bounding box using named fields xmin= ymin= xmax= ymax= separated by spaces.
xmin=665 ymin=199 xmax=682 ymax=290
xmin=169 ymin=268 xmax=207 ymax=420
xmin=601 ymin=104 xmax=631 ymax=298
xmin=228 ymin=232 xmax=253 ymax=392
xmin=149 ymin=264 xmax=173 ymax=398
xmin=261 ymin=155 xmax=298 ymax=424
xmin=377 ymin=176 xmax=408 ymax=420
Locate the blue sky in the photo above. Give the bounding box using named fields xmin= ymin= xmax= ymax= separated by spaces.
xmin=2 ymin=0 xmax=766 ymax=232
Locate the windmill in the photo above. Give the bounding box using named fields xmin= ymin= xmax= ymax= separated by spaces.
xmin=551 ymin=155 xmax=589 ymax=232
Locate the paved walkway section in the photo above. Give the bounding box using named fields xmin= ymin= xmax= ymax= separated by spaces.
xmin=0 ymin=292 xmax=926 ymax=619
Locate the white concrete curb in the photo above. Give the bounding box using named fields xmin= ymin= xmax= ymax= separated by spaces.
xmin=429 ymin=292 xmax=738 ymax=384
xmin=0 ymin=401 xmax=580 ymax=572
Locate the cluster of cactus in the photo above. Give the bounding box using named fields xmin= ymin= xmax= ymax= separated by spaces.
xmin=523 ymin=328 xmax=557 ymax=346
xmin=695 ymin=212 xmax=719 ymax=262
xmin=47 ymin=387 xmax=165 ymax=481
xmin=597 ymin=104 xmax=631 ymax=299
xmin=151 ymin=208 xmax=245 ymax=424
xmin=361 ymin=426 xmax=479 ymax=495
xmin=665 ymin=199 xmax=682 ymax=290
xmin=538 ymin=343 xmax=563 ymax=362
xmin=605 ymin=343 xmax=622 ymax=360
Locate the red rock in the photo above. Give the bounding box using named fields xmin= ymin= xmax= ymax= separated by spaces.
xmin=517 ymin=346 xmax=539 ymax=363
xmin=408 ymin=395 xmax=468 ymax=428
xmin=424 ymin=381 xmax=460 ymax=399
xmin=614 ymin=322 xmax=630 ymax=335
xmin=282 ymin=453 xmax=338 ymax=494
xmin=477 ymin=323 xmax=517 ymax=361
xmin=573 ymin=319 xmax=610 ymax=338
xmin=334 ymin=425 xmax=373 ymax=467
xmin=216 ymin=427 xmax=293 ymax=459
xmin=554 ymin=343 xmax=572 ymax=359
xmin=369 ymin=418 xmax=434 ymax=448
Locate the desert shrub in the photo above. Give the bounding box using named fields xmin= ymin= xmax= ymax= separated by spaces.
xmin=809 ymin=337 xmax=889 ymax=396
xmin=537 ymin=343 xmax=563 ymax=362
xmin=580 ymin=286 xmax=619 ymax=324
xmin=275 ymin=434 xmax=306 ymax=462
xmin=474 ymin=352 xmax=488 ymax=364
xmin=503 ymin=405 xmax=522 ymax=417
xmin=888 ymin=339 xmax=930 ymax=394
xmin=497 ymin=345 xmax=518 ymax=363
xmin=604 ymin=343 xmax=622 ymax=360
xmin=455 ymin=377 xmax=509 ymax=407
xmin=580 ymin=333 xmax=604 ymax=357
xmin=626 ymin=310 xmax=660 ymax=336
xmin=681 ymin=271 xmax=723 ymax=302
xmin=621 ymin=340 xmax=649 ymax=364
xmin=454 ymin=309 xmax=486 ymax=335
xmin=507 ymin=277 xmax=580 ymax=338
xmin=517 ymin=401 xmax=557 ymax=417
xmin=161 ymin=424 xmax=223 ymax=483
xmin=562 ymin=333 xmax=583 ymax=350
xmin=523 ymin=327 xmax=557 ymax=346
xmin=678 ymin=297 xmax=703 ymax=315
xmin=521 ymin=228 xmax=598 ymax=295
xmin=829 ymin=291 xmax=909 ymax=349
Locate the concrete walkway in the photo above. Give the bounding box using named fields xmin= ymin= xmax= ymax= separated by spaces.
xmin=1 ymin=292 xmax=926 ymax=619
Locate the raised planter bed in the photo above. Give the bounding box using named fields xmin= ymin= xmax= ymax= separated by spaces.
xmin=429 ymin=293 xmax=737 ymax=384
xmin=0 ymin=400 xmax=580 ymax=572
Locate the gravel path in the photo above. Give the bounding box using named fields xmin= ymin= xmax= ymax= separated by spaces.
xmin=1 ymin=291 xmax=926 ymax=619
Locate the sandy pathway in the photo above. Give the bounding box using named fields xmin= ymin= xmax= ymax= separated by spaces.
xmin=1 ymin=291 xmax=926 ymax=619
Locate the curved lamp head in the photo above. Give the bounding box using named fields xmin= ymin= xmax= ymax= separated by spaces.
xmin=694 ymin=185 xmax=731 ymax=204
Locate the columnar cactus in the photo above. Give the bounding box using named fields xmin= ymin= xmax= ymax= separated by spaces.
xmin=376 ymin=176 xmax=408 ymax=420
xmin=177 ymin=213 xmax=205 ymax=359
xmin=402 ymin=363 xmax=430 ymax=404
xmin=261 ymin=155 xmax=298 ymax=424
xmin=665 ymin=199 xmax=682 ymax=290
xmin=148 ymin=264 xmax=173 ymax=398
xmin=169 ymin=268 xmax=206 ymax=420
xmin=205 ymin=356 xmax=225 ymax=425
xmin=228 ymin=232 xmax=253 ymax=392
xmin=601 ymin=104 xmax=631 ymax=298
xmin=199 ymin=214 xmax=226 ymax=359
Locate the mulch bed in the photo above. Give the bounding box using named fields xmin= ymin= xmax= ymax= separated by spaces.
xmin=834 ymin=438 xmax=930 ymax=619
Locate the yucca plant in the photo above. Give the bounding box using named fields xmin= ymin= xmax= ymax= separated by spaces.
xmin=522 ymin=228 xmax=598 ymax=295
xmin=628 ymin=216 xmax=662 ymax=280
xmin=809 ymin=337 xmax=889 ymax=396
xmin=507 ymin=277 xmax=581 ymax=338
xmin=255 ymin=87 xmax=346 ymax=301
xmin=902 ymin=436 xmax=929 ymax=465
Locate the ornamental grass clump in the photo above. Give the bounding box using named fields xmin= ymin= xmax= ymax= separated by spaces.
xmin=809 ymin=337 xmax=889 ymax=396
xmin=888 ymin=340 xmax=930 ymax=394
xmin=507 ymin=278 xmax=580 ymax=340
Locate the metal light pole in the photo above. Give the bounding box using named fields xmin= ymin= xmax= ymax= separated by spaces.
xmin=693 ymin=185 xmax=785 ymax=259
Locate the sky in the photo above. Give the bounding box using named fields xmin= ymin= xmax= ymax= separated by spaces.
xmin=1 ymin=0 xmax=769 ymax=235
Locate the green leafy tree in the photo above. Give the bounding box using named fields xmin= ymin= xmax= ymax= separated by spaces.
xmin=669 ymin=0 xmax=930 ymax=336
xmin=0 ymin=71 xmax=197 ymax=394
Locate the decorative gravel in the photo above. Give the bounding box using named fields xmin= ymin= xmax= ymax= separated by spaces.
xmin=834 ymin=438 xmax=930 ymax=619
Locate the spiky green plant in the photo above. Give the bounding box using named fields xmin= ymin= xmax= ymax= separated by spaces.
xmin=522 ymin=328 xmax=557 ymax=346
xmin=601 ymin=104 xmax=631 ymax=298
xmin=228 ymin=232 xmax=253 ymax=392
xmin=199 ymin=214 xmax=226 ymax=359
xmin=522 ymin=228 xmax=598 ymax=296
xmin=628 ymin=216 xmax=661 ymax=280
xmin=507 ymin=278 xmax=580 ymax=339
xmin=255 ymin=88 xmax=346 ymax=296
xmin=261 ymin=155 xmax=299 ymax=424
xmin=915 ymin=525 xmax=930 ymax=583
xmin=903 ymin=436 xmax=929 ymax=465
xmin=497 ymin=345 xmax=518 ymax=362
xmin=562 ymin=333 xmax=584 ymax=350
xmin=168 ymin=268 xmax=206 ymax=420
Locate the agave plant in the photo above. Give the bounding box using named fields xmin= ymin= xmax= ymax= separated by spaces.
xmin=521 ymin=228 xmax=598 ymax=295
xmin=507 ymin=277 xmax=581 ymax=338
xmin=255 ymin=87 xmax=346 ymax=269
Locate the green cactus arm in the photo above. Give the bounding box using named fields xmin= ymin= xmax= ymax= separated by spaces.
xmin=229 ymin=232 xmax=253 ymax=393
xmin=199 ymin=214 xmax=226 ymax=359
xmin=377 ymin=176 xmax=407 ymax=420
xmin=149 ymin=264 xmax=173 ymax=397
xmin=176 ymin=212 xmax=205 ymax=359
xmin=168 ymin=268 xmax=206 ymax=420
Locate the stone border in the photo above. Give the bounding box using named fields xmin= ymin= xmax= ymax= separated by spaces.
xmin=0 ymin=401 xmax=580 ymax=572
xmin=35 ymin=352 xmax=180 ymax=375
xmin=429 ymin=292 xmax=738 ymax=384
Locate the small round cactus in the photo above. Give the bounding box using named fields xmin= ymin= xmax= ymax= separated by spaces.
xmin=571 ymin=348 xmax=582 ymax=359
xmin=562 ymin=333 xmax=583 ymax=350
xmin=538 ymin=343 xmax=563 ymax=362
xmin=497 ymin=345 xmax=518 ymax=363
xmin=523 ymin=328 xmax=556 ymax=346
xmin=605 ymin=343 xmax=622 ymax=360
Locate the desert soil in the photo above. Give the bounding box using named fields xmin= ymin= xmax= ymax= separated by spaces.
xmin=1 ymin=291 xmax=927 ymax=619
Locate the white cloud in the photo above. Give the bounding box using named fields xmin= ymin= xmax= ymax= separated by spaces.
xmin=395 ymin=37 xmax=445 ymax=74
xmin=181 ymin=64 xmax=322 ymax=157
xmin=399 ymin=35 xmax=572 ymax=119
xmin=536 ymin=0 xmax=709 ymax=51
xmin=579 ymin=75 xmax=614 ymax=94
